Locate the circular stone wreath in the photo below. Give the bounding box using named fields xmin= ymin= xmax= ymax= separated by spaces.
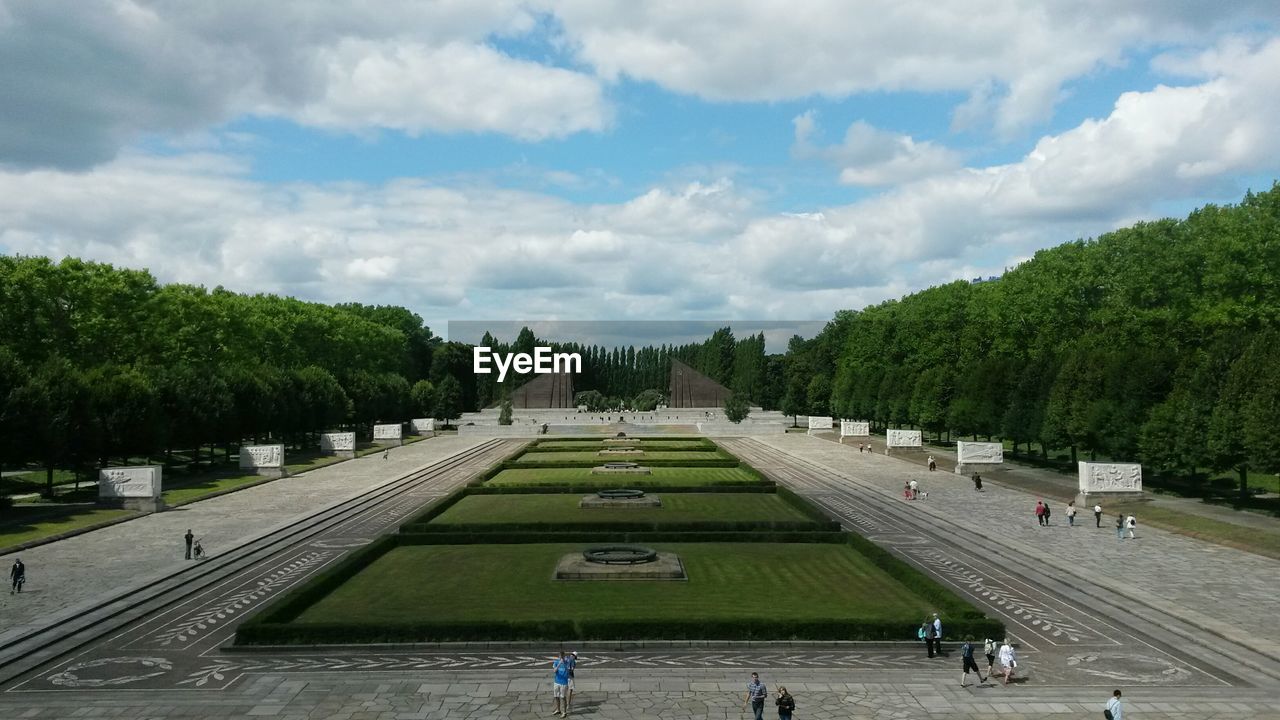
xmin=595 ymin=488 xmax=646 ymax=499
xmin=582 ymin=545 xmax=659 ymax=564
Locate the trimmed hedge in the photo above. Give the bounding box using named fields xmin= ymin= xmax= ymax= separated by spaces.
xmin=237 ymin=616 xmax=1002 ymax=645
xmin=510 ymin=457 xmax=740 ymax=469
xmin=401 ymin=519 xmax=839 ymax=534
xmin=395 ymin=530 xmax=849 ymax=545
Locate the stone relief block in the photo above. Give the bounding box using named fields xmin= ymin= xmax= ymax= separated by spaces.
xmin=956 ymin=441 xmax=1003 ymax=464
xmin=886 ymin=429 xmax=923 ymax=447
xmin=98 ymin=465 xmax=162 ymax=499
xmin=239 ymin=444 xmax=284 ymax=469
xmin=1078 ymin=462 xmax=1143 ymax=493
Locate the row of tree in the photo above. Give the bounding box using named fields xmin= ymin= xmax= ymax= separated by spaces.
xmin=779 ymin=185 xmax=1280 ymax=498
xmin=476 ymin=326 xmax=780 ymax=410
xmin=0 ymin=256 xmax=473 ymax=495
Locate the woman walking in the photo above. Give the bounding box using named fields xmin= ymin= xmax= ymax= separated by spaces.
xmin=775 ymin=686 xmax=795 ymax=720
xmin=997 ymin=639 xmax=1017 ymax=686
xmin=1115 ymin=514 xmax=1124 ymax=540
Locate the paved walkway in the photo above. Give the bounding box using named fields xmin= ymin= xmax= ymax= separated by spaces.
xmin=751 ymin=435 xmax=1280 ymax=663
xmin=0 ymin=436 xmax=486 ymax=632
xmin=831 ymin=433 xmax=1280 ymax=533
xmin=2 ymin=433 xmax=1279 ymax=719
xmin=3 ymin=670 xmax=1280 ymax=719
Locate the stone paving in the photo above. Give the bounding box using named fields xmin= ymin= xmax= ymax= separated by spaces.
xmin=750 ymin=435 xmax=1280 ymax=659
xmin=2 ymin=433 xmax=1279 ymax=719
xmin=0 ymin=435 xmax=486 ymax=633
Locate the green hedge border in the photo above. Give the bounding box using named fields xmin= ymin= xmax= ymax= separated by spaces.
xmin=235 ymin=442 xmax=1004 ymax=645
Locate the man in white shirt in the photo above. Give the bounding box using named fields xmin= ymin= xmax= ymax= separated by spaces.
xmin=1094 ymin=503 xmax=1103 ymax=528
xmin=1105 ymin=689 xmax=1123 ymax=719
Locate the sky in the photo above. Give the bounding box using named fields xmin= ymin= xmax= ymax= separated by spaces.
xmin=2 ymin=1 xmax=1279 ymax=342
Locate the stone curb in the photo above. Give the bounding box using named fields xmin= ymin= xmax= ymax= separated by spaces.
xmin=222 ymin=639 xmax=927 ymax=653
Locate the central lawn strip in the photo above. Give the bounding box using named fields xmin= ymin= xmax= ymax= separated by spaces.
xmin=291 ymin=542 xmax=936 ymax=631
xmin=514 ymin=450 xmax=727 ymax=464
xmin=485 ymin=466 xmax=765 ymax=487
xmin=427 ymin=493 xmax=810 ymax=526
xmin=532 ymin=439 xmax=714 ymax=451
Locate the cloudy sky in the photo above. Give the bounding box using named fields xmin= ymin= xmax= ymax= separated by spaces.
xmin=2 ymin=1 xmax=1278 ymax=338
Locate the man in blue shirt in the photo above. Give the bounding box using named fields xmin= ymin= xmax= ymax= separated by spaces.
xmin=551 ymin=650 xmax=571 ymax=717
xmin=742 ymin=672 xmax=767 ymax=720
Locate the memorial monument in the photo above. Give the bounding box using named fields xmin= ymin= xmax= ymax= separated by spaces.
xmin=98 ymin=465 xmax=164 ymax=513
xmin=668 ymin=359 xmax=731 ymax=408
xmin=885 ymin=428 xmax=923 ymax=454
xmin=320 ymin=432 xmax=356 ymax=458
xmin=373 ymin=423 xmax=403 ymax=446
xmin=955 ymin=441 xmax=1003 ymax=475
xmin=239 ymin=444 xmax=286 ymax=478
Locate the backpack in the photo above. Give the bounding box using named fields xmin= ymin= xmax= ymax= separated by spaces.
xmin=983 ymin=639 xmax=995 ymax=656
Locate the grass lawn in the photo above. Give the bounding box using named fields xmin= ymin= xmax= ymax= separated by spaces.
xmin=485 ymin=466 xmax=765 ymax=487
xmin=428 ymin=493 xmax=808 ymax=526
xmin=1109 ymin=501 xmax=1280 ymax=560
xmin=292 ymin=542 xmax=933 ymax=626
xmin=535 ymin=439 xmax=712 ymax=450
xmin=514 ymin=450 xmax=727 ymax=464
xmin=0 ymin=505 xmax=137 ymax=551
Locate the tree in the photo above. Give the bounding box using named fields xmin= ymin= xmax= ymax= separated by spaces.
xmin=576 ymin=390 xmax=607 ymax=413
xmin=410 ymin=379 xmax=436 ymax=418
xmin=806 ymin=374 xmax=832 ymax=417
xmin=723 ymin=393 xmax=750 ymax=424
xmin=13 ymin=357 xmax=91 ymax=496
xmin=632 ymin=388 xmax=664 ymax=412
xmin=434 ymin=375 xmax=464 ymax=426
xmin=498 ymin=398 xmax=513 ymax=426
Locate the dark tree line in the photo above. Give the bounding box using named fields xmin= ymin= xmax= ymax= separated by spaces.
xmin=780 ymin=185 xmax=1280 ymax=501
xmin=0 ymin=256 xmax=478 ymax=495
xmin=475 ymin=326 xmax=776 ymax=411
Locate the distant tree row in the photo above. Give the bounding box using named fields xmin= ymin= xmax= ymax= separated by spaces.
xmin=780 ymin=185 xmax=1280 ymax=499
xmin=475 ymin=326 xmax=779 ymax=411
xmin=0 ymin=256 xmax=473 ymax=495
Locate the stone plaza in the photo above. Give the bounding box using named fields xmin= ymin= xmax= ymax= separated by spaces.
xmin=1 ymin=428 xmax=1278 ymax=719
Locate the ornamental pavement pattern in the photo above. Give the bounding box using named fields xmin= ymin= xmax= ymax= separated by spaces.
xmin=0 ymin=435 xmax=1278 ymax=719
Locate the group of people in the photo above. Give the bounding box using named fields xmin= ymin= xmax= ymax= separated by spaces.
xmin=903 ymin=479 xmax=927 ymax=500
xmin=1033 ymin=502 xmax=1137 ymax=538
xmin=957 ymin=637 xmax=1019 ymax=687
xmin=743 ymin=672 xmax=796 ymax=720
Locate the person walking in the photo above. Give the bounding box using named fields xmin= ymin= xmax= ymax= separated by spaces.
xmin=909 ymin=479 xmax=920 ymax=500
xmin=550 ymin=650 xmax=571 ymax=717
xmin=1042 ymin=502 xmax=1051 ymax=526
xmin=1105 ymin=689 xmax=1124 ymax=720
xmin=983 ymin=637 xmax=997 ymax=678
xmin=382 ymin=448 xmax=389 ymax=461
xmin=1066 ymin=502 xmax=1077 ymax=527
xmin=743 ymin=672 xmax=768 ymax=720
xmin=972 ymin=473 xmax=983 ymax=491
xmin=1035 ymin=501 xmax=1046 ymax=526
xmin=922 ymin=619 xmax=937 ymax=658
xmin=959 ymin=638 xmax=985 ymax=686
xmin=931 ymin=613 xmax=943 ymax=657
xmin=904 ymin=481 xmax=913 ymax=500
xmin=1116 ymin=514 xmax=1125 ymax=540
xmin=1094 ymin=503 xmax=1103 ymax=528
xmin=1125 ymin=515 xmax=1137 ymax=539
xmin=9 ymin=558 xmax=25 ymax=594
xmin=997 ymin=639 xmax=1017 ymax=686
xmin=184 ymin=529 xmax=194 ymax=560
xmin=564 ymin=651 xmax=578 ymax=715
xmin=927 ymin=455 xmax=936 ymax=471
xmin=775 ymin=686 xmax=795 ymax=720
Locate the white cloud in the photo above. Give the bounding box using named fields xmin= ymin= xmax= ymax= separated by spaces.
xmin=793 ymin=112 xmax=962 ymax=186
xmin=284 ymin=40 xmax=608 ymax=140
xmin=547 ymin=0 xmax=1275 ymax=135
xmin=2 ymin=38 xmax=1279 ymax=325
xmin=0 ymin=0 xmax=607 ymax=168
